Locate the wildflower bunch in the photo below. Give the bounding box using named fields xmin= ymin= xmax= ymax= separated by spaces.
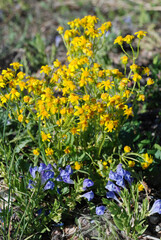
xmin=121 ymin=149 xmax=153 ymax=169
xmin=0 ymin=16 xmax=154 ymax=169
xmin=26 ymin=162 xmax=84 ymax=223
xmin=0 ymin=15 xmax=157 ymax=240
xmin=28 ymin=163 xmax=74 ymax=190
xmin=102 ymin=164 xmax=149 ymax=239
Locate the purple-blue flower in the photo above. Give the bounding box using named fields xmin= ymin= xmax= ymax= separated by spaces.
xmin=44 ymin=180 xmax=55 ymax=190
xmin=124 ymin=171 xmax=133 ymax=184
xmin=63 ymin=176 xmax=74 ymax=184
xmin=41 ymin=171 xmax=54 ymax=184
xmin=28 ymin=179 xmax=35 ymax=189
xmin=38 ymin=163 xmax=53 ymax=173
xmin=105 ymin=181 xmax=120 ymax=193
xmin=116 ymin=178 xmax=126 ymax=188
xmin=59 ymin=165 xmax=74 ymax=184
xmin=109 ymin=170 xmax=122 ymax=182
xmin=115 ymin=164 xmax=133 ymax=185
xmin=83 ymin=179 xmax=94 ymax=190
xmin=96 ymin=206 xmax=106 ymax=215
xmin=149 ymin=200 xmax=161 ymax=215
xmin=38 ymin=163 xmax=47 ymax=173
xmin=29 ymin=166 xmax=38 ymax=179
xmin=82 ymin=191 xmax=94 ymax=201
xmin=106 ymin=191 xmax=121 ymax=204
xmin=116 ymin=164 xmax=126 ymax=177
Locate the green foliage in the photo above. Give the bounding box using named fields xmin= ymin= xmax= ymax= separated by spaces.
xmin=0 ymin=12 xmax=161 ymax=240
xmin=103 ymin=184 xmax=149 ymax=239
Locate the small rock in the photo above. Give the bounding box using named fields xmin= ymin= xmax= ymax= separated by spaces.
xmin=149 ymin=215 xmax=160 ymax=224
xmin=155 ymin=225 xmax=161 ymax=232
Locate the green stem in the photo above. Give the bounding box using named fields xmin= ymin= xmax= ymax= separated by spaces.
xmin=136 ymin=39 xmax=141 ymax=59
xmin=130 ymin=43 xmax=136 ymax=62
xmin=121 ymin=45 xmax=131 ymax=58
xmin=98 ymin=129 xmax=105 ymax=158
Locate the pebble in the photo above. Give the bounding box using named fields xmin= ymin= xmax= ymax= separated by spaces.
xmin=149 ymin=215 xmax=160 ymax=225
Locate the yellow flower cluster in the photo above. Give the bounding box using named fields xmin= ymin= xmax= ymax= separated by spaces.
xmin=114 ymin=31 xmax=147 ymax=45
xmin=0 ymin=16 xmax=153 ymax=160
xmin=141 ymin=153 xmax=153 ymax=169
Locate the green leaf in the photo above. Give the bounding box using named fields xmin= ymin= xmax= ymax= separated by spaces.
xmin=135 ymin=223 xmax=148 ymax=235
xmin=155 ymin=150 xmax=161 ymax=160
xmin=14 ymin=139 xmax=31 ymax=153
xmin=113 ymin=216 xmax=124 ymax=231
xmin=154 ymin=144 xmax=161 ymax=151
xmin=61 ymin=187 xmax=69 ymax=195
xmin=78 ymin=152 xmax=86 ymax=161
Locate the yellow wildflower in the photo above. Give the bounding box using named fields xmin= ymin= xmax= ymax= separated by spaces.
xmin=135 ymin=31 xmax=147 ymax=39
xmin=10 ymin=88 xmax=20 ymax=100
xmin=138 ymin=94 xmax=145 ymax=101
xmin=105 ymin=121 xmax=115 ymax=132
xmin=17 ymin=71 xmax=25 ymax=80
xmin=53 ymin=59 xmax=61 ymax=68
xmin=128 ymin=161 xmax=135 ymax=167
xmin=141 ymin=162 xmax=149 ymax=170
xmin=40 ymin=65 xmax=51 ymax=75
xmin=102 ymin=161 xmax=108 ymax=166
xmin=132 ymin=73 xmax=142 ymax=82
xmin=41 ymin=131 xmax=51 ymax=142
xmin=23 ymin=96 xmax=30 ymax=103
xmin=138 ymin=183 xmax=144 ymax=192
xmin=130 ymin=64 xmax=138 ymax=72
xmin=57 ymin=26 xmax=64 ymax=34
xmin=121 ymin=56 xmax=128 ymax=65
xmin=141 ymin=153 xmax=153 ymax=169
xmin=74 ymin=161 xmax=81 ymax=170
xmin=123 ymin=35 xmax=134 ymax=44
xmin=142 ymin=67 xmax=150 ymax=76
xmin=18 ymin=114 xmax=23 ymax=122
xmin=124 ymin=146 xmax=131 ymax=153
xmin=98 ymin=21 xmax=112 ymax=34
xmin=71 ymin=127 xmax=79 ymax=135
xmin=124 ymin=106 xmax=133 ymax=118
xmin=33 ymin=148 xmax=40 ymax=156
xmin=83 ymin=95 xmax=90 ymax=101
xmin=45 ymin=148 xmax=54 ymax=156
xmin=64 ymin=146 xmax=70 ymax=154
xmin=10 ymin=62 xmax=23 ymax=70
xmin=147 ymin=78 xmax=154 ymax=85
xmin=114 ymin=36 xmax=124 ymax=45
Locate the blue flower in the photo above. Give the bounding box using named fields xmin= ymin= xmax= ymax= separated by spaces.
xmin=149 ymin=200 xmax=161 ymax=215
xmin=41 ymin=171 xmax=54 ymax=184
xmin=106 ymin=191 xmax=121 ymax=204
xmin=105 ymin=181 xmax=120 ymax=193
xmin=109 ymin=170 xmax=121 ymax=181
xmin=82 ymin=191 xmax=94 ymax=201
xmin=83 ymin=179 xmax=94 ymax=190
xmin=59 ymin=165 xmax=74 ymax=184
xmin=96 ymin=206 xmax=106 ymax=215
xmin=63 ymin=176 xmax=74 ymax=184
xmin=116 ymin=164 xmax=133 ymax=185
xmin=29 ymin=166 xmax=38 ymax=179
xmin=44 ymin=180 xmax=55 ymax=190
xmin=38 ymin=163 xmax=47 ymax=173
xmin=116 ymin=178 xmax=126 ymax=188
xmin=116 ymin=164 xmax=126 ymax=177
xmin=28 ymin=179 xmax=35 ymax=189
xmin=124 ymin=171 xmax=133 ymax=184
xmin=38 ymin=163 xmax=53 ymax=173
